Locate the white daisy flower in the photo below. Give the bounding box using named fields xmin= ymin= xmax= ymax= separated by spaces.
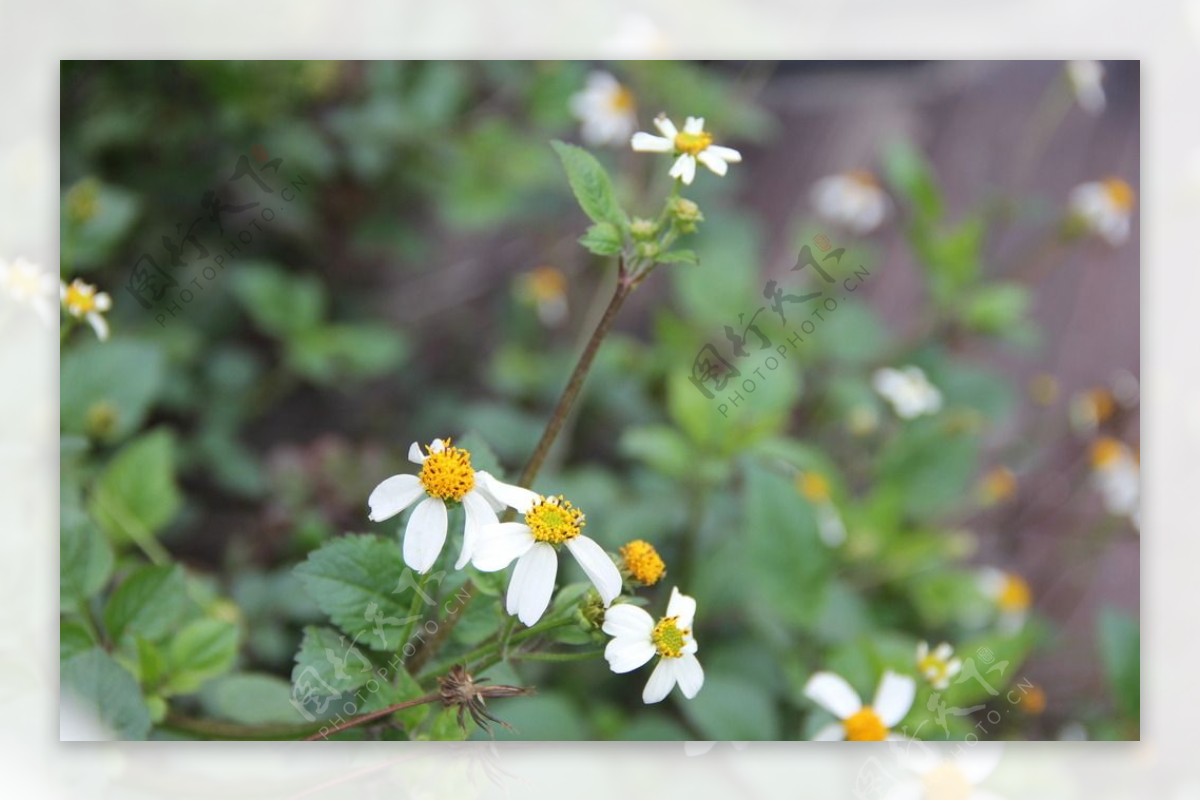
xmin=0 ymin=257 xmax=56 ymax=323
xmin=367 ymin=438 xmax=532 ymax=574
xmin=872 ymin=366 xmax=943 ymax=419
xmin=916 ymin=641 xmax=963 ymax=691
xmin=59 ymin=278 xmax=112 ymax=341
xmin=977 ymin=567 xmax=1032 ymax=633
xmin=570 ymin=72 xmax=637 ymax=148
xmin=1068 ymin=178 xmax=1135 ymax=246
xmin=471 ymin=493 xmax=621 ymax=626
xmin=1066 ymin=60 xmax=1106 ymax=116
xmin=804 ymin=670 xmax=916 ymax=741
xmin=810 ymin=170 xmax=889 ymax=234
xmin=1090 ymin=437 xmax=1140 ymax=531
xmin=889 ymin=741 xmax=1004 ymax=799
xmin=602 ymin=586 xmax=704 ymax=704
xmin=631 ymin=114 xmax=741 ymax=185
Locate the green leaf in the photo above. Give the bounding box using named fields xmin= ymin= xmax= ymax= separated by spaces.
xmin=655 ymin=249 xmax=698 ymax=265
xmin=103 ymin=564 xmax=188 ymax=644
xmin=60 ymin=503 xmax=113 ymax=607
xmin=550 ymin=140 xmax=626 ymax=228
xmin=682 ymin=674 xmax=780 ymax=740
xmin=1098 ymin=608 xmax=1140 ymax=719
xmin=61 ymin=649 xmax=152 ymax=740
xmin=61 ymin=619 xmax=97 ymax=661
xmin=962 ymin=282 xmax=1030 ymax=334
xmin=228 ymin=262 xmax=327 ymax=338
xmin=294 ymin=535 xmax=417 ymax=650
xmin=287 ymin=323 xmax=408 ymax=384
xmin=135 ymin=636 xmax=168 ymax=688
xmin=62 ymin=181 xmax=141 ymax=272
xmin=292 ymin=625 xmax=377 ymax=695
xmin=876 ymin=418 xmax=980 ymax=518
xmin=421 ymin=706 xmax=469 ymax=741
xmin=60 ymin=339 xmax=166 ymax=443
xmin=199 ymin=673 xmax=310 ymax=725
xmin=618 ymin=425 xmax=694 ymax=478
xmin=883 ymin=140 xmax=942 ymax=223
xmin=88 ymin=429 xmax=183 ymax=546
xmin=578 ymin=222 xmax=624 ymax=256
xmin=162 ymin=619 xmax=240 ymax=695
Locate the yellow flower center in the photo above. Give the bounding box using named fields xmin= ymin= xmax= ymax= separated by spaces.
xmin=609 ymin=85 xmax=635 ymax=112
xmin=797 ymin=471 xmax=831 ymax=503
xmin=847 ymin=169 xmax=878 ymax=188
xmin=843 ymin=707 xmax=888 ymax=741
xmin=1019 ymin=684 xmax=1047 ymax=714
xmin=651 ymin=615 xmax=689 ymax=658
xmin=1102 ymin=178 xmax=1135 ymax=211
xmin=1090 ymin=437 xmax=1124 ymax=469
xmin=1086 ymin=388 xmax=1116 ymax=422
xmin=527 ymin=266 xmax=566 ymax=303
xmin=998 ymin=574 xmax=1031 ymax=612
xmin=524 ymin=495 xmax=585 ymax=544
xmin=979 ymin=467 xmax=1017 ymax=503
xmin=918 ymin=653 xmax=953 ymax=685
xmin=65 ymin=281 xmax=97 ymax=314
xmin=620 ymin=539 xmax=665 ymax=585
xmin=674 ymin=130 xmax=713 ymax=156
xmin=922 ymin=763 xmax=974 ymax=801
xmin=417 ymin=440 xmax=476 ymax=502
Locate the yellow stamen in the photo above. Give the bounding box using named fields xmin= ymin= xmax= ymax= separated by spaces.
xmin=843 ymin=707 xmax=887 ymax=741
xmin=1091 ymin=436 xmax=1125 ymax=469
xmin=918 ymin=652 xmax=954 ymax=687
xmin=797 ymin=471 xmax=831 ymax=504
xmin=979 ymin=467 xmax=1017 ymax=504
xmin=609 ymin=85 xmax=635 ymax=112
xmin=1102 ymin=178 xmax=1135 ymax=211
xmin=65 ymin=280 xmax=98 ymax=315
xmin=674 ymin=130 xmax=713 ymax=156
xmin=998 ymin=574 xmax=1031 ymax=612
xmin=417 ymin=439 xmax=476 ymax=502
xmin=619 ymin=539 xmax=665 ymax=585
xmin=651 ymin=615 xmax=688 ymax=658
xmin=525 ymin=495 xmax=585 ymax=545
xmin=1019 ymin=684 xmax=1046 ymax=714
xmin=526 ymin=266 xmax=566 ymax=303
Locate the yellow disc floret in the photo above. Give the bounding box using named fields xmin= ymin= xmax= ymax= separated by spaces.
xmin=843 ymin=707 xmax=888 ymax=741
xmin=620 ymin=539 xmax=666 ymax=586
xmin=797 ymin=471 xmax=831 ymax=504
xmin=1090 ymin=436 xmax=1124 ymax=469
xmin=1102 ymin=177 xmax=1135 ymax=211
xmin=998 ymin=573 xmax=1031 ymax=612
xmin=524 ymin=495 xmax=585 ymax=545
xmin=417 ymin=439 xmax=475 ymax=502
xmin=674 ymin=130 xmax=713 ymax=156
xmin=64 ymin=279 xmax=99 ymax=315
xmin=918 ymin=653 xmax=953 ymax=687
xmin=651 ymin=615 xmax=689 ymax=658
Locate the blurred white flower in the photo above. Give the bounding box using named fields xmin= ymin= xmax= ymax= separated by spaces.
xmin=1066 ymin=60 xmax=1106 ymax=115
xmin=472 ymin=493 xmax=621 ymax=626
xmin=603 ymin=586 xmax=704 ymax=704
xmin=916 ymin=641 xmax=963 ymax=691
xmin=570 ymin=72 xmax=637 ymax=147
xmin=811 ymin=170 xmax=888 ymax=234
xmin=367 ymin=438 xmax=531 ymax=573
xmin=59 ymin=278 xmax=112 ymax=341
xmin=1069 ymin=178 xmax=1135 ymax=246
xmin=631 ymin=114 xmax=741 ymax=185
xmin=1090 ymin=437 xmax=1140 ymax=531
xmin=796 ymin=471 xmax=845 ymax=547
xmin=873 ymin=366 xmax=943 ymax=419
xmin=977 ymin=568 xmax=1031 ymax=632
xmin=603 ymin=13 xmax=669 ymax=56
xmin=889 ymin=741 xmax=1004 ymax=799
xmin=804 ymin=670 xmax=916 ymax=741
xmin=0 ymin=257 xmax=56 ymax=323
xmin=518 ymin=266 xmax=568 ymax=326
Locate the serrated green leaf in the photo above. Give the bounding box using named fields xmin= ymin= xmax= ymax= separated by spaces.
xmin=294 ymin=535 xmax=418 ymax=650
xmin=656 ymin=249 xmax=698 ymax=265
xmin=61 ymin=648 xmax=152 ymax=740
xmin=88 ymin=429 xmax=183 ymax=546
xmin=61 ymin=503 xmax=113 ymax=608
xmin=292 ymin=625 xmax=377 ymax=695
xmin=103 ymin=564 xmax=188 ymax=644
xmin=162 ymin=619 xmax=240 ymax=695
xmin=61 ymin=619 xmax=97 ymax=661
xmin=551 ymin=140 xmax=626 ymax=228
xmin=199 ymin=673 xmax=310 ymax=725
xmin=60 ymin=339 xmax=165 ymax=443
xmin=579 ymin=222 xmax=623 ymax=255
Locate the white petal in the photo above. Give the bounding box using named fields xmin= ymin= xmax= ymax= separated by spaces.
xmin=508 ymin=543 xmax=558 ymax=626
xmin=642 ymin=658 xmax=678 ymax=704
xmin=456 ymin=490 xmax=499 ymax=570
xmin=665 ymin=586 xmax=697 ymax=630
xmin=706 ymin=145 xmax=742 ymax=163
xmin=407 ymin=442 xmax=426 ymax=464
xmin=601 ymin=604 xmax=655 ymax=639
xmin=469 ymin=471 xmax=507 ymax=512
xmin=604 ymin=637 xmax=656 ymax=674
xmin=429 ymin=438 xmax=446 ymax=453
xmin=471 ymin=522 xmax=535 ymax=572
xmin=403 ymin=497 xmax=448 ymax=573
xmin=916 ymin=641 xmax=929 ymax=661
xmin=803 ymin=672 xmax=863 ymax=719
xmin=957 ymin=743 xmax=1004 ymax=783
xmin=631 ymin=132 xmax=674 ymax=153
xmin=934 ymin=643 xmax=954 ymax=661
xmin=93 ymin=293 xmax=112 ymax=311
xmin=653 ymin=114 xmax=678 ymax=139
xmin=674 ymin=654 xmax=704 ymax=698
xmin=669 ymin=154 xmax=696 ymax=185
xmin=565 ymin=536 xmax=621 ymax=606
xmin=476 ymin=471 xmax=540 ymax=514
xmin=874 ymin=671 xmax=917 ymax=727
xmin=696 ymin=150 xmax=728 ymax=176
xmin=683 ymin=116 xmax=705 ymax=134
xmin=87 ymin=312 xmax=109 ymax=341
xmin=366 ymin=474 xmax=424 ymax=522
xmin=812 ymin=722 xmax=846 ymax=741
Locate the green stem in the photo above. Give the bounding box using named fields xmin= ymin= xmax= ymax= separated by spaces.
xmin=418 ymin=615 xmax=575 ymax=681
xmin=303 ymin=693 xmax=442 ymax=741
xmin=162 ymin=713 xmax=329 ymax=741
xmin=510 ymin=648 xmax=604 ymax=663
